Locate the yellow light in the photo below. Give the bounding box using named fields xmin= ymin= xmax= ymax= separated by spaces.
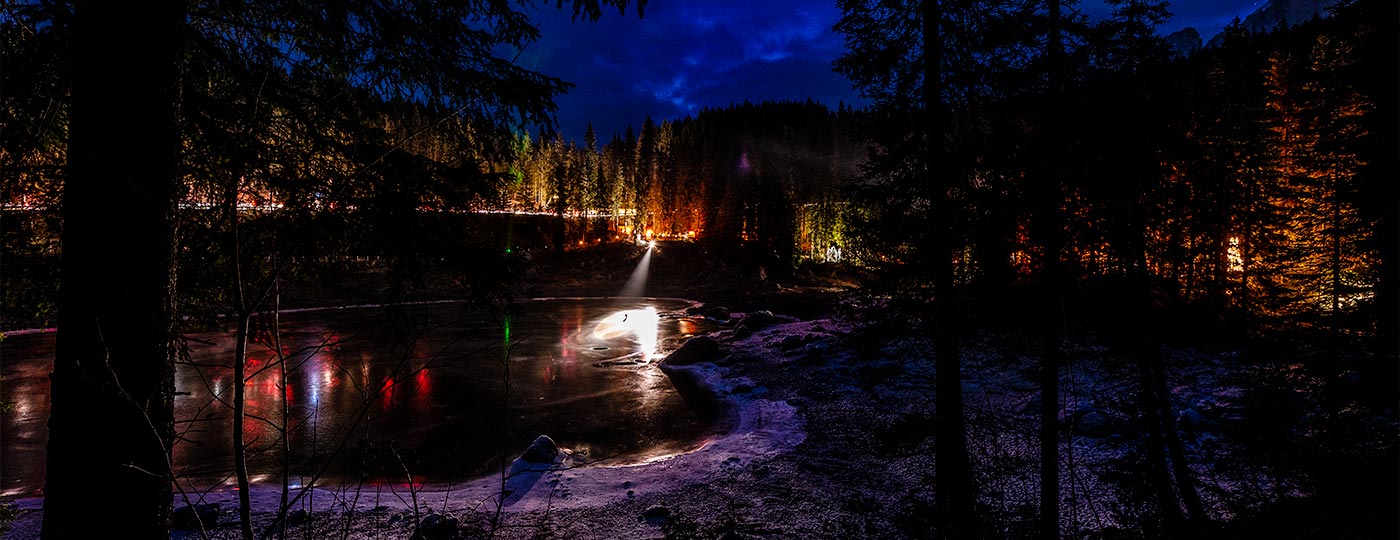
xmin=645 ymin=229 xmax=654 ymax=239
xmin=592 ymin=308 xmax=659 ymax=360
xmin=1227 ymin=235 xmax=1243 ymax=273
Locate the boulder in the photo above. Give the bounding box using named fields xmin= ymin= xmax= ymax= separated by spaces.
xmin=642 ymin=505 xmax=671 ymax=523
xmin=172 ymin=503 xmax=220 ymax=531
xmin=797 ymin=350 xmax=825 ymax=365
xmin=1076 ymin=411 xmax=1116 ymax=438
xmin=519 ymin=434 xmax=559 ymax=463
xmin=412 ymin=513 xmax=459 ymax=540
xmin=1178 ymin=408 xmax=1220 ymax=432
xmin=665 ymin=336 xmax=720 ymax=366
xmin=738 ymin=310 xmax=779 ymax=331
xmin=1057 ymin=401 xmax=1099 ymax=426
xmin=703 ymin=306 xmax=731 ymax=322
xmin=287 ymin=509 xmax=309 ymax=526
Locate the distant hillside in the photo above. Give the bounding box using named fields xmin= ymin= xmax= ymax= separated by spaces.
xmin=1205 ymin=0 xmax=1337 ymax=47
xmin=1165 ymin=27 xmax=1202 ymax=56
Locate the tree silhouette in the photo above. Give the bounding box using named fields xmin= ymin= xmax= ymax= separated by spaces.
xmin=40 ymin=1 xmax=645 ymax=537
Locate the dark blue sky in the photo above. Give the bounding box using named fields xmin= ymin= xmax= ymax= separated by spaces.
xmin=522 ymin=0 xmax=1264 ymax=141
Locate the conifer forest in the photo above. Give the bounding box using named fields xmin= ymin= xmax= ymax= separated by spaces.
xmin=0 ymin=1 xmax=1395 ymax=538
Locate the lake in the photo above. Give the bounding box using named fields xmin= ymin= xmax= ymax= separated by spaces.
xmin=0 ymin=298 xmax=716 ymax=496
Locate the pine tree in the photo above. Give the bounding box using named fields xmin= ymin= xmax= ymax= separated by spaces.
xmin=1301 ymin=34 xmax=1371 ymax=333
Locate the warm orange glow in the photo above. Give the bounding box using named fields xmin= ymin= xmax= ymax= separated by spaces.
xmin=1227 ymin=235 xmax=1244 ymax=273
xmin=645 ymin=228 xmax=654 ymax=239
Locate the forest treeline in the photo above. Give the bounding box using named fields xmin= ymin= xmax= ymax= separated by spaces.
xmin=828 ymin=1 xmax=1392 ymax=343
xmin=499 ymin=100 xmax=863 ymax=268
xmin=3 ymin=3 xmax=1391 ymax=339
xmin=482 ymin=1 xmax=1393 ymax=343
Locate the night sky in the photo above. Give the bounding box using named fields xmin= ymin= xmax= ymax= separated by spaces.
xmin=522 ymin=0 xmax=1266 ymax=141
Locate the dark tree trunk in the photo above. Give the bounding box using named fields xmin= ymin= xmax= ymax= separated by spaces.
xmin=1037 ymin=2 xmax=1065 ymax=538
xmin=1129 ymin=222 xmax=1208 ymax=530
xmin=225 ymin=169 xmax=256 ymax=540
xmin=925 ymin=1 xmax=979 ymax=538
xmin=1240 ymin=226 xmax=1252 ymax=335
xmin=233 ymin=315 xmax=254 ymax=540
xmin=42 ymin=1 xmax=184 ymax=538
xmin=1124 ymin=228 xmax=1185 ymax=529
xmin=1134 ymin=340 xmax=1186 ymax=528
xmin=1035 ymin=177 xmax=1065 ymax=540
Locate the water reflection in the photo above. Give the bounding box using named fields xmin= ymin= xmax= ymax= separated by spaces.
xmin=0 ymin=299 xmax=714 ymax=495
xmin=590 ymin=307 xmax=659 ymax=360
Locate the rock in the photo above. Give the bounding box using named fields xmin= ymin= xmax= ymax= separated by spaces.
xmin=642 ymin=505 xmax=671 ymax=523
xmin=287 ymin=509 xmax=309 ymax=526
xmin=704 ymin=306 xmax=731 ymax=322
xmin=1057 ymin=402 xmax=1099 ymax=426
xmin=1178 ymin=408 xmax=1220 ymax=432
xmin=1076 ymin=411 xmax=1115 ymax=438
xmin=519 ymin=434 xmax=559 ymax=463
xmin=780 ymin=335 xmax=804 ymax=350
xmin=172 ymin=503 xmax=220 ymax=530
xmin=732 ymin=384 xmax=753 ymax=394
xmin=665 ymin=335 xmax=721 ymax=366
xmin=798 ymin=350 xmax=825 ymax=365
xmin=738 ymin=310 xmax=779 ymax=331
xmin=413 ymin=513 xmax=459 ymax=540
xmin=734 ymin=326 xmax=753 ymax=339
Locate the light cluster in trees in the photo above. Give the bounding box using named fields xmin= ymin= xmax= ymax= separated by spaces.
xmin=498 ymin=101 xmax=863 ymax=264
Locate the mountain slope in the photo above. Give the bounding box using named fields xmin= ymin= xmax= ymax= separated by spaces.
xmin=1205 ymin=0 xmax=1337 ymax=47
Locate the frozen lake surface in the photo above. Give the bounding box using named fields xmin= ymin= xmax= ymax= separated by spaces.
xmin=0 ymin=298 xmax=716 ymax=496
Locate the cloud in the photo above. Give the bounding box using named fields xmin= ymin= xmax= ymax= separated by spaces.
xmin=521 ymin=1 xmax=860 ymax=141
xmin=526 ymin=0 xmax=1262 ymax=141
